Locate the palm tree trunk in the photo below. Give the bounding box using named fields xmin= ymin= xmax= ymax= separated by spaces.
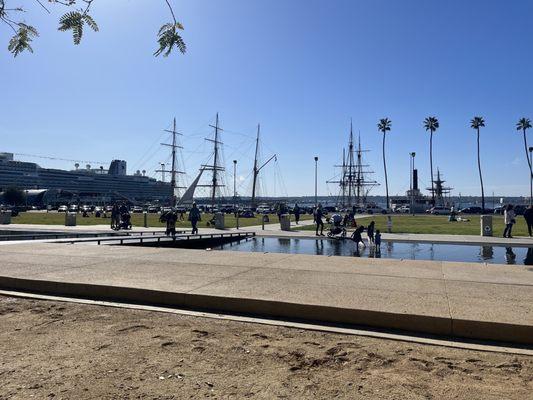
xmin=477 ymin=128 xmax=485 ymax=212
xmin=523 ymin=129 xmax=532 ymax=205
xmin=382 ymin=132 xmax=389 ymax=210
xmin=430 ymin=130 xmax=435 ymax=206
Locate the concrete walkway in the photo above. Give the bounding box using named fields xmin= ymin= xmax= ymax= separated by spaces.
xmin=5 ymin=221 xmax=533 ymax=246
xmin=0 ymin=242 xmax=531 ymax=345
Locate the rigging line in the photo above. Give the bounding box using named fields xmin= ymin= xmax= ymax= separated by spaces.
xmin=14 ymin=153 xmax=107 ymax=165
xmin=132 ymin=131 xmax=167 ymax=171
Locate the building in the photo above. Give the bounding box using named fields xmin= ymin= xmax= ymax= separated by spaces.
xmin=0 ymin=152 xmax=171 ymax=204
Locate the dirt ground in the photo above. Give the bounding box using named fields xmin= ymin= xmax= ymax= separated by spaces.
xmin=0 ymin=296 xmax=531 ymax=400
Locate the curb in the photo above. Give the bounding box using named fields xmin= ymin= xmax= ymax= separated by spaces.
xmin=0 ymin=275 xmax=531 ymax=345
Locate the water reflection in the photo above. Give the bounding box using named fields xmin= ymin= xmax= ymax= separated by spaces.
xmin=505 ymin=247 xmax=517 ymax=265
xmin=481 ymin=246 xmax=494 ymax=260
xmin=214 ymin=239 xmax=533 ymax=266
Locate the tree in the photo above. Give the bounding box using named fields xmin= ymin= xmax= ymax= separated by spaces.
xmin=2 ymin=186 xmax=26 ymax=205
xmin=1 ymin=0 xmax=186 ymax=57
xmin=516 ymin=117 xmax=532 ymax=204
xmin=423 ymin=116 xmax=439 ymax=206
xmin=377 ymin=118 xmax=392 ymax=210
xmin=470 ymin=116 xmax=486 ymax=212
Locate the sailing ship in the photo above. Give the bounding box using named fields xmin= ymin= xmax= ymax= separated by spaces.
xmin=328 ymin=122 xmax=379 ymax=210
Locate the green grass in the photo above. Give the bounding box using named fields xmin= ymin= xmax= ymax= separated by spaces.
xmin=12 ymin=212 xmax=312 ymax=229
xmin=295 ymin=214 xmax=530 ymax=237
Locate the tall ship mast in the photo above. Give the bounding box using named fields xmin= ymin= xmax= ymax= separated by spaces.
xmin=328 ymin=122 xmax=378 ymax=209
xmin=197 ymin=113 xmax=225 ymax=210
xmin=156 ymin=117 xmax=185 ymax=206
xmin=250 ymin=124 xmax=276 ymax=208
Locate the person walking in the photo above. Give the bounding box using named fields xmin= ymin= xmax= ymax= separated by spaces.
xmin=111 ymin=203 xmax=119 ymax=230
xmin=503 ymin=204 xmax=516 ymax=238
xmin=367 ymin=220 xmax=375 ymax=244
xmin=293 ymin=203 xmax=301 ymax=225
xmin=314 ymin=203 xmax=325 ymax=236
xmin=165 ymin=210 xmax=177 ymax=236
xmin=189 ymin=202 xmax=201 ymax=235
xmin=523 ymin=205 xmax=533 ymax=237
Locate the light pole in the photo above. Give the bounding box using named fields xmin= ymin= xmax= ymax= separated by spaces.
xmin=529 ymin=147 xmax=533 ymax=206
xmin=233 ymin=160 xmax=237 ymax=209
xmin=410 ymin=152 xmax=416 ymax=215
xmin=314 ymin=156 xmax=319 ymax=208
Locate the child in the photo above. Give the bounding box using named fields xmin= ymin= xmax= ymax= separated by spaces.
xmin=367 ymin=221 xmax=375 ymax=244
xmin=374 ymin=229 xmax=382 ymax=253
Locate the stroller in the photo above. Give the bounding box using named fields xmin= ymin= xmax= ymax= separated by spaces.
xmin=117 ymin=212 xmax=132 ymax=230
xmin=327 ymin=213 xmax=347 ymax=238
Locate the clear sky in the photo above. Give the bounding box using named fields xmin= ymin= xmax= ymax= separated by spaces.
xmin=2 ymin=0 xmax=533 ymax=198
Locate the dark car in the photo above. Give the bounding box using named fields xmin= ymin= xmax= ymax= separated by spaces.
xmin=239 ymin=210 xmax=255 ymax=218
xmin=459 ymin=206 xmax=483 ymax=214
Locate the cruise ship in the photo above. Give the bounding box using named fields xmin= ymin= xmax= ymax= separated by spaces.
xmin=0 ymin=152 xmax=171 ymax=204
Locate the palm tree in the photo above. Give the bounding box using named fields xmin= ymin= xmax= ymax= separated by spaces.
xmin=470 ymin=116 xmax=486 ymax=211
xmin=516 ymin=117 xmax=532 ymax=205
xmin=423 ymin=117 xmax=439 ymax=206
xmin=377 ymin=118 xmax=392 ymax=210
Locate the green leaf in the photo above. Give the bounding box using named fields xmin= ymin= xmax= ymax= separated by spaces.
xmin=154 ymin=22 xmax=186 ymax=57
xmin=8 ymin=24 xmax=39 ymax=57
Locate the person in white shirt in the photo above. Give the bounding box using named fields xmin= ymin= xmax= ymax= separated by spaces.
xmin=503 ymin=204 xmax=516 ymax=238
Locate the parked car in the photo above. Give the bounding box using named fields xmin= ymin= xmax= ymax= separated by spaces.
xmin=147 ymin=206 xmax=159 ymax=213
xmin=255 ymin=205 xmax=271 ymax=214
xmin=58 ymin=205 xmax=68 ymax=212
xmin=365 ymin=205 xmax=387 ymax=214
xmin=493 ymin=206 xmax=504 ymax=215
xmin=428 ymin=206 xmax=450 ymax=215
xmin=239 ymin=210 xmax=255 ymax=218
xmin=68 ymin=204 xmax=79 ymax=212
xmin=132 ymin=206 xmax=144 ymax=213
xmin=397 ymin=205 xmax=411 ymax=213
xmin=459 ymin=206 xmax=483 ymax=214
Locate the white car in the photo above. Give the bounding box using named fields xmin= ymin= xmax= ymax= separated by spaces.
xmin=365 ymin=205 xmax=387 ymax=215
xmin=397 ymin=205 xmax=410 ymax=213
xmin=428 ymin=206 xmax=450 ymax=215
xmin=58 ymin=205 xmax=68 ymax=212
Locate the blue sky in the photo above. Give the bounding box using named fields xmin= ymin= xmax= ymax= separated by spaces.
xmin=2 ymin=0 xmax=533 ymax=197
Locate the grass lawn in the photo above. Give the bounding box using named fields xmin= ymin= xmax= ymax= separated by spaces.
xmin=296 ymin=214 xmax=531 ymax=237
xmin=11 ymin=212 xmax=312 ymax=229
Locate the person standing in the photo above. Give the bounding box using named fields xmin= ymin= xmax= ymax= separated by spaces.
xmin=523 ymin=205 xmax=533 ymax=237
xmin=314 ymin=203 xmax=325 ymax=236
xmin=189 ymin=202 xmax=201 ymax=235
xmin=293 ymin=203 xmax=301 ymax=225
xmin=165 ymin=210 xmax=177 ymax=236
xmin=374 ymin=229 xmax=382 ymax=253
xmin=503 ymin=204 xmax=516 ymax=238
xmin=367 ymin=220 xmax=375 ymax=244
xmin=111 ymin=203 xmax=119 ymax=230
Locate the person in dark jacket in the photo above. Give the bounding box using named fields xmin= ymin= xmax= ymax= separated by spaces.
xmin=165 ymin=210 xmax=177 ymax=236
xmin=523 ymin=205 xmax=533 ymax=237
xmin=351 ymin=225 xmax=366 ymax=249
xmin=293 ymin=203 xmax=301 ymax=225
xmin=189 ymin=202 xmax=201 ymax=235
xmin=314 ymin=204 xmax=325 ymax=236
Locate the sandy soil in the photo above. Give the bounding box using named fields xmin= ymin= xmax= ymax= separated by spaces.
xmin=0 ymin=296 xmax=531 ymax=400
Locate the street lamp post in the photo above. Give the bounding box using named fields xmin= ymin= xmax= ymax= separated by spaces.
xmin=314 ymin=156 xmax=319 ymax=208
xmin=410 ymin=152 xmax=416 ymax=216
xmin=233 ymin=160 xmax=238 ymax=229
xmin=529 ymin=147 xmax=533 ymax=205
xmin=233 ymin=160 xmax=237 ymax=208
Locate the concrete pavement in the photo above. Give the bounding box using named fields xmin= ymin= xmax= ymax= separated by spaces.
xmin=0 ymin=242 xmax=531 ymax=345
